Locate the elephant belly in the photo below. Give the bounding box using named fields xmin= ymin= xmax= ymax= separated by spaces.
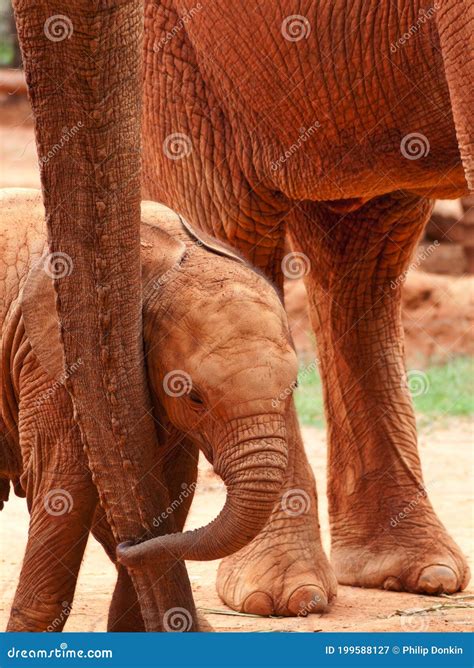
xmin=144 ymin=1 xmax=468 ymax=219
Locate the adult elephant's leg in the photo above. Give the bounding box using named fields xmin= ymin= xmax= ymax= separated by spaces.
xmin=288 ymin=193 xmax=470 ymax=594
xmin=217 ymin=402 xmax=336 ymax=615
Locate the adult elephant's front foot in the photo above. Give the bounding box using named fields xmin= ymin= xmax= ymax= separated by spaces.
xmin=217 ymin=513 xmax=336 ymax=616
xmin=217 ymin=402 xmax=336 ymax=617
xmin=332 ymin=499 xmax=470 ymax=595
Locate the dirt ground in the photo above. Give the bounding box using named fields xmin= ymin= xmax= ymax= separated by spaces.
xmin=0 ymin=92 xmax=472 ymax=633
xmin=0 ymin=423 xmax=472 ymax=632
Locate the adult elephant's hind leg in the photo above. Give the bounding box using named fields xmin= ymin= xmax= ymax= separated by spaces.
xmin=289 ymin=193 xmax=470 ymax=595
xmin=217 ymin=401 xmax=337 ymax=616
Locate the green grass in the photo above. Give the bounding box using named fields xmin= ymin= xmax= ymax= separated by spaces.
xmin=295 ymin=356 xmax=474 ymax=427
xmin=410 ymin=357 xmax=474 ymax=417
xmin=294 ymin=360 xmax=325 ymax=427
xmin=0 ymin=44 xmax=14 ymax=67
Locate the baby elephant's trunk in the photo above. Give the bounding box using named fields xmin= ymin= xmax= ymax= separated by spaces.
xmin=117 ymin=425 xmax=287 ymax=566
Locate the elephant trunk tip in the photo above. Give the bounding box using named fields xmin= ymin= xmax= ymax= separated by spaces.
xmin=116 ymin=540 xmax=145 ymax=568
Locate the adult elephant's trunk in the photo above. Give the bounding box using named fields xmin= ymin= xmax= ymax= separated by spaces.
xmin=13 ymin=1 xmax=197 ymax=630
xmin=117 ymin=433 xmax=288 ymax=566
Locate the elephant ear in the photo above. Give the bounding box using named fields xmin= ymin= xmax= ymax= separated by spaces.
xmin=140 ymin=221 xmax=187 ymax=297
xmin=179 ymin=215 xmax=246 ymax=265
xmin=21 ymin=224 xmax=186 ymax=380
xmin=20 ymin=255 xmax=65 ymax=382
xmin=436 ymin=2 xmax=474 ymax=190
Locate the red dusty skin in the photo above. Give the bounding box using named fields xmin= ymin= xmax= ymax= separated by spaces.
xmin=117 ymin=436 xmax=288 ymax=566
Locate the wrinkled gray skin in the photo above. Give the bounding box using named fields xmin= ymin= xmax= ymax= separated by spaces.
xmin=0 ymin=189 xmax=297 ymax=631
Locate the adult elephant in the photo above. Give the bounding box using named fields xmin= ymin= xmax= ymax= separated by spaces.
xmin=11 ymin=0 xmax=199 ymax=630
xmin=141 ymin=0 xmax=472 ymax=615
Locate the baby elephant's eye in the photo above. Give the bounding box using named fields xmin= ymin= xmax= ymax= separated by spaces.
xmin=188 ymin=390 xmax=204 ymax=406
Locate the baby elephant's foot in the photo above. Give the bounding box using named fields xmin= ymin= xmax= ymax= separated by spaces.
xmin=332 ymin=501 xmax=470 ymax=594
xmin=217 ymin=519 xmax=337 ymax=616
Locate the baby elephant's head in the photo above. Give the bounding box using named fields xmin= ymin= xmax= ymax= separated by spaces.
xmin=120 ymin=205 xmax=298 ymax=566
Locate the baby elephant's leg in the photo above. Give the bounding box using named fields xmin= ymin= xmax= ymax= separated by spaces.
xmin=92 ymin=509 xmax=145 ymax=633
xmin=7 ymin=396 xmax=97 ymax=631
xmin=161 ymin=434 xmax=199 ymax=533
xmin=94 ymin=436 xmax=199 ymax=632
xmin=0 ymin=416 xmax=22 ymax=509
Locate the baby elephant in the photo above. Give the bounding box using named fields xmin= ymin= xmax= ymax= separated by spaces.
xmin=0 ymin=189 xmax=297 ymax=632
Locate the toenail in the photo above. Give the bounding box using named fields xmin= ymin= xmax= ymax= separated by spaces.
xmin=242 ymin=591 xmax=274 ymax=616
xmin=287 ymin=585 xmax=328 ymax=615
xmin=418 ymin=565 xmax=458 ymax=594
